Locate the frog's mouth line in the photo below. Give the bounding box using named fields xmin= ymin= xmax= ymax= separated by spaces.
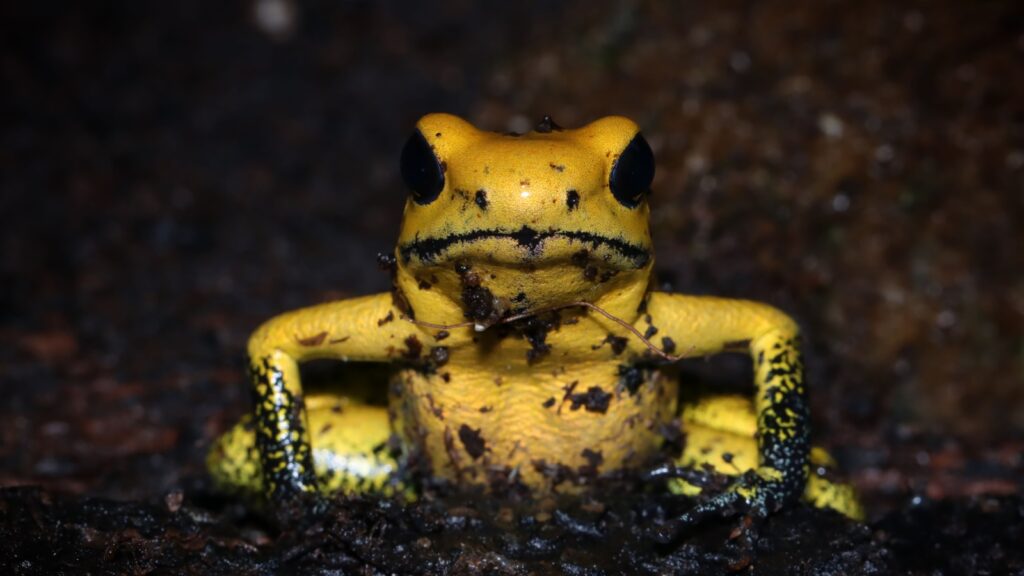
xmin=398 ymin=226 xmax=651 ymax=268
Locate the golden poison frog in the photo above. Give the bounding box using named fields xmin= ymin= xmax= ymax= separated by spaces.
xmin=208 ymin=114 xmax=862 ymax=534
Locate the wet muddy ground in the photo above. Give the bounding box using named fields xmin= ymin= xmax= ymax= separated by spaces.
xmin=2 ymin=1 xmax=1022 ymax=573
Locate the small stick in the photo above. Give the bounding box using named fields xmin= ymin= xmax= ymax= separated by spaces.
xmin=402 ymin=300 xmax=690 ymax=362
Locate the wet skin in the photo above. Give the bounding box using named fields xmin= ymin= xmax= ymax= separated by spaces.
xmin=208 ymin=114 xmax=863 ymax=529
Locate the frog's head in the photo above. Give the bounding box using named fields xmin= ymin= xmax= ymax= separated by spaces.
xmin=393 ymin=113 xmax=655 ymax=327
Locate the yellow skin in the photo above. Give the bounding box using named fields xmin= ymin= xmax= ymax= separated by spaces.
xmin=208 ymin=114 xmax=862 ymax=528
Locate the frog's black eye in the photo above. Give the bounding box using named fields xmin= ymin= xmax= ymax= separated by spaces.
xmin=609 ymin=133 xmax=655 ymax=208
xmin=400 ymin=129 xmax=445 ymax=204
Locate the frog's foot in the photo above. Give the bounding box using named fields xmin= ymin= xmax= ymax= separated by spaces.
xmin=649 ymin=468 xmax=796 ymax=543
xmin=207 ymin=395 xmax=404 ymax=500
xmin=649 ymin=395 xmax=863 ymax=540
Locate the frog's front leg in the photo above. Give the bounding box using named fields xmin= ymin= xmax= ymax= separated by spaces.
xmin=242 ymin=293 xmax=422 ymax=503
xmin=642 ymin=293 xmax=811 ymax=530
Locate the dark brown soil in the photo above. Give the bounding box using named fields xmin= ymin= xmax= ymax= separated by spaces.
xmin=2 ymin=1 xmax=1022 ymax=574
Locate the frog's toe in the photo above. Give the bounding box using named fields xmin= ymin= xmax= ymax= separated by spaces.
xmin=646 ymin=489 xmax=747 ymax=543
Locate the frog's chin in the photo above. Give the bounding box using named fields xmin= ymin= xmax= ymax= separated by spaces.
xmin=395 ymin=242 xmax=654 ymax=329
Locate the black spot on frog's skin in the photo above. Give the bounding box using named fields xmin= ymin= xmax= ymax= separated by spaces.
xmin=458 ymin=424 xmax=486 ymax=460
xmin=510 ymin=226 xmax=544 ymax=255
xmin=570 ymin=249 xmax=589 ymax=268
xmin=566 ymin=189 xmax=580 ymax=210
xmin=643 ymin=325 xmax=658 ymax=339
xmin=608 ymin=335 xmax=627 ymax=355
xmin=542 ymin=397 xmax=556 ymax=408
xmin=452 ymin=189 xmax=471 ymax=207
xmin=636 ymin=294 xmax=649 ymax=315
xmin=297 ymin=331 xmax=328 ymax=347
xmin=617 ymin=364 xmax=644 ymax=395
xmin=661 ymin=336 xmax=676 ymax=354
xmin=535 ymin=115 xmax=563 ymax=133
xmin=549 ymin=162 xmax=565 ymax=172
xmin=417 ymin=277 xmax=432 ymax=290
xmin=441 ymin=372 xmax=451 ymax=383
xmin=522 ymin=329 xmax=552 ymax=363
xmin=512 ymin=291 xmax=528 ymax=303
xmin=430 ymin=346 xmax=449 ymax=367
xmin=435 ymin=330 xmax=450 ymax=341
xmin=584 ymin=265 xmax=599 ymax=281
xmin=511 ymin=311 xmax=561 ymax=364
xmin=391 ymin=286 xmax=415 ymax=321
xmin=525 ymin=343 xmax=550 ymax=364
xmin=474 ymin=189 xmax=488 ymax=210
xmin=579 ymin=448 xmax=603 ymax=475
xmin=382 ymin=249 xmax=414 ymax=320
xmin=377 ymin=311 xmax=395 ymax=326
xmin=594 ymin=334 xmax=627 ymax=356
xmin=568 ymin=386 xmax=613 ymax=414
xmin=402 ymin=335 xmax=423 ymax=360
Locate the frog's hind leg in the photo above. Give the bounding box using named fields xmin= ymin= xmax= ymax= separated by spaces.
xmin=208 ymin=395 xmax=402 ymax=498
xmin=672 ymin=394 xmax=863 ymax=520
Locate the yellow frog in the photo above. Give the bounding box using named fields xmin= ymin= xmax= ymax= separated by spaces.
xmin=207 ymin=113 xmax=862 ymax=532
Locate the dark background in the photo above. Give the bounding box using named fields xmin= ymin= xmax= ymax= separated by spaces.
xmin=1 ymin=1 xmax=1022 ymax=573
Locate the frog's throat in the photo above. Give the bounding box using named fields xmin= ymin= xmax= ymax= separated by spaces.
xmin=397 ymin=225 xmax=651 ymax=268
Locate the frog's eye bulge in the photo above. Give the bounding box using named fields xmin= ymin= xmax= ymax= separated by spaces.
xmin=400 ymin=129 xmax=445 ymax=204
xmin=609 ymin=133 xmax=655 ymax=208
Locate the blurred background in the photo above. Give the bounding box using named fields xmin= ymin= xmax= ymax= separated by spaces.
xmin=1 ymin=0 xmax=1021 ymax=511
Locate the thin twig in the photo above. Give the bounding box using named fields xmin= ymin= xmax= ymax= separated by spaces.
xmin=402 ymin=300 xmax=689 ymax=362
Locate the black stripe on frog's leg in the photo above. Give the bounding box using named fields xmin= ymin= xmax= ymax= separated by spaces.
xmin=251 ymin=356 xmax=317 ymax=501
xmin=751 ymin=334 xmax=811 ymax=512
